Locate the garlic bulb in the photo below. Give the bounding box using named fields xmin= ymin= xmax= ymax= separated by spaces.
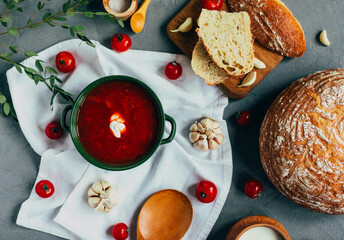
xmin=189 ymin=118 xmax=224 ymax=151
xmin=87 ymin=180 xmax=119 ymax=213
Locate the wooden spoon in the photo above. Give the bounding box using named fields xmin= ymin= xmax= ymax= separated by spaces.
xmin=137 ymin=189 xmax=193 ymax=240
xmin=130 ymin=0 xmax=151 ymax=33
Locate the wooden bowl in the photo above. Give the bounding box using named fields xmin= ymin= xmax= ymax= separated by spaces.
xmin=103 ymin=0 xmax=138 ymax=20
xmin=226 ymin=215 xmax=291 ymax=240
xmin=137 ymin=189 xmax=193 ymax=240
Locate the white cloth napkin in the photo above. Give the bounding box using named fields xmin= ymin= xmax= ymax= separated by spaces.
xmin=7 ymin=39 xmax=233 ymax=240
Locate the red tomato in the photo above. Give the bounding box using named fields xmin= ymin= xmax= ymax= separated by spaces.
xmin=236 ymin=111 xmax=252 ymax=126
xmin=202 ymin=0 xmax=223 ymax=10
xmin=45 ymin=121 xmax=64 ymax=140
xmin=112 ymin=223 xmax=129 ymax=240
xmin=244 ymin=179 xmax=263 ymax=199
xmin=55 ymin=51 xmax=76 ymax=73
xmin=35 ymin=180 xmax=55 ymax=198
xmin=164 ymin=61 xmax=182 ymax=80
xmin=196 ymin=180 xmax=217 ymax=203
xmin=111 ymin=33 xmax=132 ymax=52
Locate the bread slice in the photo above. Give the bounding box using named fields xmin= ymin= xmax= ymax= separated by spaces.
xmin=227 ymin=0 xmax=306 ymax=57
xmin=191 ymin=40 xmax=230 ymax=85
xmin=196 ymin=9 xmax=254 ymax=76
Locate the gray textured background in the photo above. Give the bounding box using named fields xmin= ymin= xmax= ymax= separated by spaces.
xmin=0 ymin=0 xmax=344 ymax=239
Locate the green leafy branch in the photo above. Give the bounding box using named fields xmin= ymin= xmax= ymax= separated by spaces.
xmin=0 ymin=0 xmax=124 ymax=119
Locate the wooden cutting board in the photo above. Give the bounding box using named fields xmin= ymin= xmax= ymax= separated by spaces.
xmin=167 ymin=0 xmax=284 ymax=99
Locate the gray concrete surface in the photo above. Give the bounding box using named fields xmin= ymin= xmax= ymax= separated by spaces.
xmin=0 ymin=0 xmax=343 ymax=239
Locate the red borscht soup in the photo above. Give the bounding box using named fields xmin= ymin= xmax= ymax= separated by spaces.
xmin=76 ymin=81 xmax=159 ymax=165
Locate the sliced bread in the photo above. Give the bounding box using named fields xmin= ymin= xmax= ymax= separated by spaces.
xmin=191 ymin=40 xmax=230 ymax=85
xmin=196 ymin=9 xmax=254 ymax=76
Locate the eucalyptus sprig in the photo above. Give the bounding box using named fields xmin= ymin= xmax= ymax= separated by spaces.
xmin=0 ymin=0 xmax=124 ymax=119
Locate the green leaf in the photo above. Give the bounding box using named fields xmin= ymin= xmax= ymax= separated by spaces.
xmin=10 ymin=107 xmax=17 ymax=120
xmin=1 ymin=21 xmax=7 ymax=27
xmin=24 ymin=70 xmax=34 ymax=79
xmin=35 ymin=60 xmax=43 ymax=72
xmin=71 ymin=25 xmax=85 ymax=32
xmin=2 ymin=17 xmax=11 ymax=23
xmin=0 ymin=94 xmax=6 ymax=104
xmin=24 ymin=51 xmax=38 ymax=57
xmin=61 ymin=24 xmax=70 ymax=29
xmin=95 ymin=12 xmax=108 ymax=16
xmin=29 ymin=24 xmax=40 ymax=28
xmin=0 ymin=52 xmax=13 ymax=58
xmin=42 ymin=12 xmax=52 ymax=21
xmin=27 ymin=17 xmax=33 ymax=26
xmin=16 ymin=7 xmax=23 ymax=12
xmin=24 ymin=67 xmax=38 ymax=74
xmin=9 ymin=46 xmax=18 ymax=53
xmin=37 ymin=1 xmax=45 ymax=10
xmin=66 ymin=12 xmax=74 ymax=16
xmin=83 ymin=11 xmax=94 ymax=18
xmin=50 ymin=89 xmax=58 ymax=105
xmin=3 ymin=102 xmax=10 ymax=116
xmin=77 ymin=33 xmax=95 ymax=47
xmin=55 ymin=77 xmax=63 ymax=83
xmin=8 ymin=27 xmax=19 ymax=36
xmin=47 ymin=21 xmax=55 ymax=27
xmin=55 ymin=16 xmax=67 ymax=21
xmin=69 ymin=28 xmax=75 ymax=37
xmin=118 ymin=20 xmax=124 ymax=28
xmin=45 ymin=66 xmax=58 ymax=75
xmin=63 ymin=0 xmax=71 ymax=13
xmin=13 ymin=63 xmax=22 ymax=73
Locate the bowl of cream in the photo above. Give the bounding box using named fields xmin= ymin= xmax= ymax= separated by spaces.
xmin=226 ymin=215 xmax=290 ymax=240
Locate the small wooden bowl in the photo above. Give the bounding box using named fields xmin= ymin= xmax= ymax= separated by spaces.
xmin=226 ymin=215 xmax=291 ymax=240
xmin=103 ymin=0 xmax=138 ymax=20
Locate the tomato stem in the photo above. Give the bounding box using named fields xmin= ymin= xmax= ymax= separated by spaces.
xmin=52 ymin=127 xmax=62 ymax=133
xmin=43 ymin=184 xmax=50 ymax=192
xmin=172 ymin=60 xmax=178 ymax=66
xmin=200 ymin=191 xmax=209 ymax=199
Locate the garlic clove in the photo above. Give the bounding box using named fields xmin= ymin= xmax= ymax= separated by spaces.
xmin=190 ymin=122 xmax=198 ymax=132
xmin=100 ymin=180 xmax=111 ymax=190
xmin=200 ymin=118 xmax=213 ymax=129
xmin=88 ymin=188 xmax=98 ymax=197
xmin=91 ymin=181 xmax=103 ymax=193
xmin=88 ymin=197 xmax=101 ymax=207
xmin=212 ymin=127 xmax=222 ymax=135
xmin=194 ymin=137 xmax=209 ymax=152
xmin=208 ymin=139 xmax=220 ymax=150
xmin=189 ymin=132 xmax=200 ymax=143
xmin=197 ymin=122 xmax=206 ymax=133
xmin=320 ymin=29 xmax=330 ymax=47
xmin=238 ymin=71 xmax=257 ymax=88
xmin=170 ymin=17 xmax=193 ymax=33
xmin=214 ymin=134 xmax=224 ymax=145
xmin=253 ymin=58 xmax=266 ymax=69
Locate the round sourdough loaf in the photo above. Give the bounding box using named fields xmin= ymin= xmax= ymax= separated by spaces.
xmin=260 ymin=69 xmax=344 ymax=214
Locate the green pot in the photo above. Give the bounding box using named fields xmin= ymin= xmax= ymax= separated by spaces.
xmin=61 ymin=75 xmax=176 ymax=171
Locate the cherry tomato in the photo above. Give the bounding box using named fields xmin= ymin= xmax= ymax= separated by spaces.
xmin=111 ymin=33 xmax=132 ymax=52
xmin=55 ymin=51 xmax=76 ymax=73
xmin=112 ymin=223 xmax=129 ymax=240
xmin=45 ymin=121 xmax=64 ymax=140
xmin=196 ymin=180 xmax=217 ymax=203
xmin=244 ymin=179 xmax=263 ymax=199
xmin=35 ymin=180 xmax=55 ymax=198
xmin=236 ymin=111 xmax=252 ymax=126
xmin=164 ymin=60 xmax=182 ymax=80
xmin=202 ymin=0 xmax=223 ymax=10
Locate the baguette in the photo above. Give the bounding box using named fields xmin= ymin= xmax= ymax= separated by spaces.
xmin=227 ymin=0 xmax=306 ymax=57
xmin=196 ymin=9 xmax=254 ymax=76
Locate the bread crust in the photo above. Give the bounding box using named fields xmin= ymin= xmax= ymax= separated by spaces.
xmin=260 ymin=69 xmax=344 ymax=214
xmin=228 ymin=0 xmax=306 ymax=57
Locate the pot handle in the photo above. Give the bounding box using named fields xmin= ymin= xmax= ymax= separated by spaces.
xmin=161 ymin=114 xmax=176 ymax=145
xmin=61 ymin=105 xmax=73 ymax=133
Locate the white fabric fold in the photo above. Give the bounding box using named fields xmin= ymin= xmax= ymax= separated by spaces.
xmin=7 ymin=39 xmax=232 ymax=240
